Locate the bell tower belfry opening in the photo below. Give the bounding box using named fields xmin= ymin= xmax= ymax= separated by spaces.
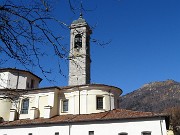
xmin=68 ymin=14 xmax=92 ymax=86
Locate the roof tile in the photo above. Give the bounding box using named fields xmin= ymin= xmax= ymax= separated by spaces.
xmin=0 ymin=109 xmax=167 ymax=127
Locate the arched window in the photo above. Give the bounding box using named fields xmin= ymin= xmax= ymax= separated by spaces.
xmin=74 ymin=34 xmax=82 ymax=49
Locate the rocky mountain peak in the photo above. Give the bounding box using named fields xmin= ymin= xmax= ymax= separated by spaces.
xmin=119 ymin=80 xmax=180 ymax=112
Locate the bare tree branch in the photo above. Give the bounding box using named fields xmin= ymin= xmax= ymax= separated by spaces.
xmin=0 ymin=0 xmax=72 ymax=80
xmin=0 ymin=0 xmax=109 ymax=97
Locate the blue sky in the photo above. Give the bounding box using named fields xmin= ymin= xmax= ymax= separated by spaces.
xmin=87 ymin=0 xmax=180 ymax=94
xmin=2 ymin=0 xmax=180 ymax=95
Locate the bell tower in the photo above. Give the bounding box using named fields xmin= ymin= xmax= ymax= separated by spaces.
xmin=69 ymin=14 xmax=92 ymax=86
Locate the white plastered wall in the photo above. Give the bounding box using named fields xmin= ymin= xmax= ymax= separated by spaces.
xmin=0 ymin=71 xmax=40 ymax=89
xmin=0 ymin=72 xmax=9 ymax=89
xmin=0 ymin=118 xmax=167 ymax=135
xmin=59 ymin=88 xmax=117 ymax=115
xmin=7 ymin=72 xmax=27 ymax=89
xmin=17 ymin=89 xmax=58 ymax=119
xmin=0 ymin=98 xmax=12 ymax=121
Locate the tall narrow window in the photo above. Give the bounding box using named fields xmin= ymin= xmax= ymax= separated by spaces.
xmin=62 ymin=100 xmax=68 ymax=112
xmin=21 ymin=98 xmax=29 ymax=114
xmin=89 ymin=131 xmax=94 ymax=135
xmin=142 ymin=131 xmax=151 ymax=135
xmin=96 ymin=96 xmax=103 ymax=110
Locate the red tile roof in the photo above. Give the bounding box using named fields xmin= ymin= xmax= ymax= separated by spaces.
xmin=0 ymin=109 xmax=167 ymax=127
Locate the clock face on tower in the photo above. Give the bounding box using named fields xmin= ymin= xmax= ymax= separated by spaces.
xmin=74 ymin=34 xmax=82 ymax=49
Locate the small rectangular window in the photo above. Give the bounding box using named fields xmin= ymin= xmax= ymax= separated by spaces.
xmin=89 ymin=131 xmax=94 ymax=135
xmin=21 ymin=98 xmax=29 ymax=114
xmin=142 ymin=131 xmax=151 ymax=135
xmin=55 ymin=132 xmax=59 ymax=135
xmin=96 ymin=97 xmax=103 ymax=110
xmin=28 ymin=133 xmax=32 ymax=135
xmin=118 ymin=133 xmax=128 ymax=135
xmin=62 ymin=100 xmax=68 ymax=112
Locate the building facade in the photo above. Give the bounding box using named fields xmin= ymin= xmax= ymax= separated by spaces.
xmin=0 ymin=15 xmax=169 ymax=135
xmin=0 ymin=109 xmax=168 ymax=135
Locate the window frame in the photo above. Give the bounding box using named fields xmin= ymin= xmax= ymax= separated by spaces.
xmin=141 ymin=131 xmax=151 ymax=135
xmin=62 ymin=99 xmax=69 ymax=112
xmin=96 ymin=96 xmax=103 ymax=110
xmin=89 ymin=131 xmax=94 ymax=135
xmin=55 ymin=132 xmax=59 ymax=135
xmin=21 ymin=98 xmax=29 ymax=114
xmin=118 ymin=133 xmax=128 ymax=135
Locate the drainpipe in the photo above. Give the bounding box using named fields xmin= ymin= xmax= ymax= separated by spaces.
xmin=69 ymin=124 xmax=71 ymax=135
xmin=78 ymin=86 xmax=80 ymax=115
xmin=16 ymin=71 xmax=20 ymax=116
xmin=67 ymin=117 xmax=71 ymax=135
xmin=160 ymin=117 xmax=163 ymax=135
xmin=77 ymin=77 xmax=80 ymax=115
